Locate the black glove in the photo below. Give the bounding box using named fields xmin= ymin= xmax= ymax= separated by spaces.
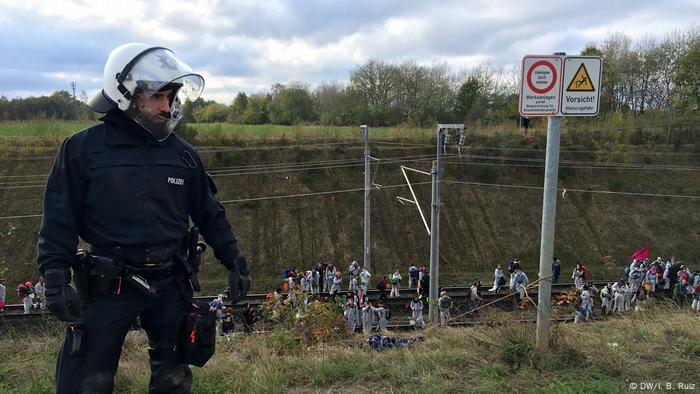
xmin=225 ymin=256 xmax=251 ymax=304
xmin=44 ymin=268 xmax=83 ymax=323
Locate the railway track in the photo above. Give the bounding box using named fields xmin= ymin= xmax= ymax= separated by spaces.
xmin=0 ymin=281 xmax=597 ymax=325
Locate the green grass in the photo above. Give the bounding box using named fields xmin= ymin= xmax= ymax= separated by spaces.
xmin=1 ymin=302 xmax=698 ymax=393
xmin=0 ymin=120 xmax=435 ymax=141
xmin=0 ymin=120 xmax=94 ymax=138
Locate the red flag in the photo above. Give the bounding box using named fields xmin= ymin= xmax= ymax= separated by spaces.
xmin=630 ymin=245 xmax=650 ymax=261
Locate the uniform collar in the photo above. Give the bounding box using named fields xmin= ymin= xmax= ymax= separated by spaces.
xmin=101 ymin=111 xmax=173 ymax=147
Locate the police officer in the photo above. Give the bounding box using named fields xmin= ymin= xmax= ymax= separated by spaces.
xmin=37 ymin=43 xmax=250 ymax=393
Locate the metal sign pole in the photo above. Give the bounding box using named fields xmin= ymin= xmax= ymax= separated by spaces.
xmin=535 ymin=115 xmax=562 ymax=351
xmin=361 ymin=125 xmax=371 ymax=272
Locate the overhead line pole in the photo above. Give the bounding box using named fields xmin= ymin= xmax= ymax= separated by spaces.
xmin=362 ymin=125 xmax=371 ymax=272
xmin=428 ymin=123 xmax=463 ymax=322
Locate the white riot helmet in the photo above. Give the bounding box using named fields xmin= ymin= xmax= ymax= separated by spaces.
xmin=88 ymin=43 xmax=205 ymax=141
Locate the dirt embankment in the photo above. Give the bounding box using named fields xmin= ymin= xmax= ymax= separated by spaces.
xmin=1 ymin=141 xmax=698 ymax=300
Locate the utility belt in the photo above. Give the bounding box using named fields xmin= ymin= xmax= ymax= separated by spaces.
xmin=73 ymin=241 xmax=186 ymax=304
xmin=69 ymin=228 xmax=215 ymax=367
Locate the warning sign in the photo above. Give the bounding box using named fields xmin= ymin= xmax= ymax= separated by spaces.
xmin=561 ymin=56 xmax=602 ymax=115
xmin=566 ymin=63 xmax=595 ymax=92
xmin=519 ymin=56 xmax=562 ymax=116
xmin=519 ymin=55 xmax=602 ymax=117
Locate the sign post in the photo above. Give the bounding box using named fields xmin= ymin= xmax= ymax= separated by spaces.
xmin=519 ymin=53 xmax=602 ymax=353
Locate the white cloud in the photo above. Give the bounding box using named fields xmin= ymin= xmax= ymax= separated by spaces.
xmin=1 ymin=0 xmax=698 ymax=102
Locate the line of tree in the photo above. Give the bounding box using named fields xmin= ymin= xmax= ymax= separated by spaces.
xmin=1 ymin=29 xmax=698 ymax=126
xmin=182 ymin=28 xmax=700 ymax=127
xmin=184 ymin=60 xmax=522 ymax=127
xmin=0 ymin=91 xmax=94 ymax=121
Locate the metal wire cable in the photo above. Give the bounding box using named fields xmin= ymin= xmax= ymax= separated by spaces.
xmin=2 ymin=178 xmax=699 ymax=220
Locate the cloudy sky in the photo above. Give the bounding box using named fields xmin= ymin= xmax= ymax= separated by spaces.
xmin=1 ymin=0 xmax=697 ymax=103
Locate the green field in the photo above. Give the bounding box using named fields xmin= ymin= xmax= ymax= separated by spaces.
xmin=0 ymin=120 xmax=433 ymax=140
xmin=0 ymin=120 xmax=94 ymax=138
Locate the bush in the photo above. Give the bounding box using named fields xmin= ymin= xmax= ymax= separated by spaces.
xmin=470 ymin=164 xmax=499 ymax=183
xmin=258 ymin=292 xmax=348 ymax=347
xmin=498 ymin=328 xmax=532 ymax=370
xmin=175 ymin=122 xmax=197 ymax=144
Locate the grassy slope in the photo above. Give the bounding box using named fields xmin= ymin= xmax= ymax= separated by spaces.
xmin=0 ymin=123 xmax=698 ymax=301
xmin=1 ymin=302 xmax=698 ymax=393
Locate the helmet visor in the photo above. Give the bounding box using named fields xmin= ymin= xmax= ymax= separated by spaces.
xmin=123 ymin=48 xmax=204 ymax=141
xmin=126 ymin=48 xmax=204 ymax=97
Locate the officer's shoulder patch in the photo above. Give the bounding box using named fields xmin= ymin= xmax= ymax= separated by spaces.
xmin=180 ymin=150 xmax=197 ymax=169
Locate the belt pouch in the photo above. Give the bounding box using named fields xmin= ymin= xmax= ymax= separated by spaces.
xmin=91 ymin=256 xmax=120 ymax=296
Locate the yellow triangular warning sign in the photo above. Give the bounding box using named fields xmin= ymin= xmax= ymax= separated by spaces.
xmin=567 ymin=63 xmax=594 ymax=92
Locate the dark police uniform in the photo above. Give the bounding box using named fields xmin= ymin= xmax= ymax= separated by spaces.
xmin=37 ymin=110 xmax=239 ymax=393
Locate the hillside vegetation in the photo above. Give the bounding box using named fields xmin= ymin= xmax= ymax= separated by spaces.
xmin=0 ymin=121 xmax=698 ymax=301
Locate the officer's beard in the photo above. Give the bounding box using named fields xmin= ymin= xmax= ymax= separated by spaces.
xmin=125 ymin=104 xmax=180 ymax=142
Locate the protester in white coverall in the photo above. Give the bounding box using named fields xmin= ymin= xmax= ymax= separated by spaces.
xmin=513 ymin=268 xmax=529 ymax=300
xmin=663 ymin=261 xmax=672 ymax=290
xmin=410 ymin=297 xmax=425 ymax=328
xmin=600 ymin=284 xmax=612 ymax=314
xmin=311 ymin=269 xmax=320 ymax=294
xmin=488 ymin=264 xmax=504 ymax=293
xmin=572 ymin=264 xmax=584 ymax=290
xmin=33 ymin=277 xmax=46 ymax=310
xmin=371 ymin=302 xmax=388 ymax=332
xmin=300 ymin=273 xmax=309 ymax=293
xmin=348 ymin=275 xmax=358 ymax=293
xmin=646 ymin=268 xmax=658 ymax=293
xmin=390 ymin=270 xmax=401 ymax=298
xmin=20 ymin=282 xmax=33 ymax=314
xmin=611 ymin=281 xmax=624 ymax=313
xmin=438 ymin=291 xmax=453 ymax=326
xmin=345 ymin=300 xmax=358 ymax=332
xmin=408 ymin=264 xmax=418 ymax=288
xmin=361 ymin=301 xmax=374 ymax=334
xmin=359 ymin=268 xmax=371 ymax=293
xmin=580 ymin=286 xmax=593 ymax=320
xmin=624 ymin=282 xmax=633 ymax=311
xmin=324 ymin=264 xmax=336 ymax=292
xmin=348 ymin=261 xmax=360 ymax=291
xmin=330 ymin=271 xmax=342 ymax=295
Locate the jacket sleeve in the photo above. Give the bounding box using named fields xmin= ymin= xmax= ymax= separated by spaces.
xmin=187 ymin=148 xmax=239 ymax=266
xmin=37 ymin=137 xmax=84 ymax=275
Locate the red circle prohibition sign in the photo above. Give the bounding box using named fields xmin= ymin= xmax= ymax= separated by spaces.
xmin=527 ymin=60 xmax=557 ymax=94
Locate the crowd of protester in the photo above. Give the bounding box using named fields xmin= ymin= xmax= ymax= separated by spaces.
xmin=1 ymin=276 xmax=46 ymax=314
xmin=5 ymin=253 xmax=698 ymax=335
xmin=569 ymin=256 xmax=700 ymax=323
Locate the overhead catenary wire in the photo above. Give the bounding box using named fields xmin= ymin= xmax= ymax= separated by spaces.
xmin=0 ymin=152 xmax=698 ymax=189
xmin=372 ymin=140 xmax=700 ymax=156
xmin=2 ymin=179 xmax=699 ymax=221
xmin=208 ymin=153 xmax=452 ymax=174
xmin=0 ymin=154 xmax=456 ymax=188
xmin=442 ymin=180 xmax=700 ymax=200
xmin=209 ymin=153 xmax=459 ymax=177
xmin=3 ymin=147 xmax=698 ymax=183
xmin=0 ymin=141 xmax=364 ymax=161
xmin=0 ymin=152 xmax=446 ymax=181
